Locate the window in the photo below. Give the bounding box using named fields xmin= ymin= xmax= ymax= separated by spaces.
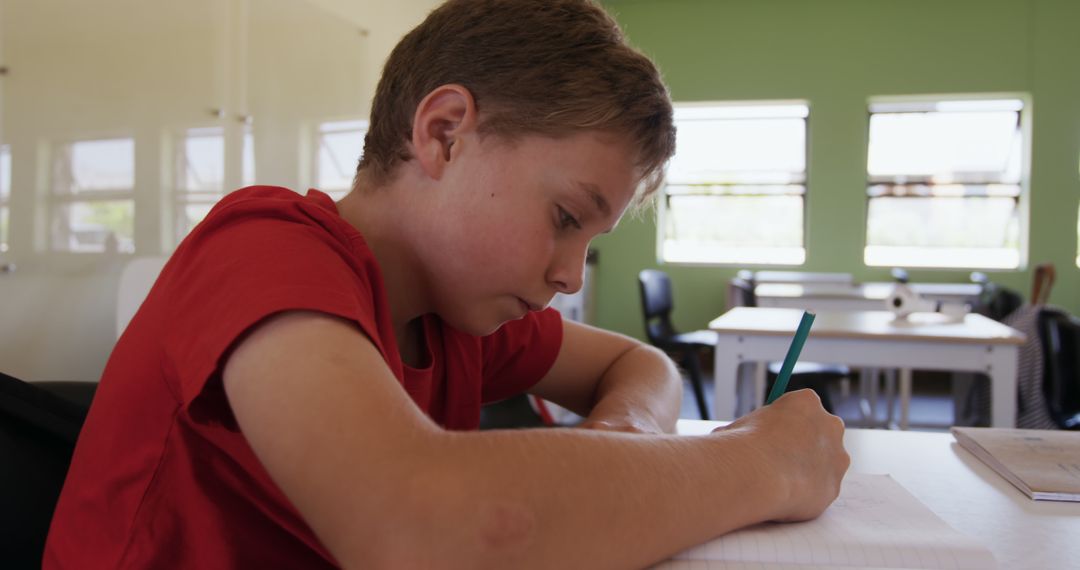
xmin=315 ymin=119 xmax=367 ymax=200
xmin=865 ymin=98 xmax=1025 ymax=269
xmin=174 ymin=126 xmax=255 ymax=243
xmin=51 ymin=138 xmax=136 ymax=253
xmin=175 ymin=127 xmax=224 ymax=241
xmin=1 ymin=145 xmax=10 ymax=252
xmin=659 ymin=103 xmax=808 ymax=265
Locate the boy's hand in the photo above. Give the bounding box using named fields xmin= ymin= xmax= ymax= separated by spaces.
xmin=711 ymin=389 xmax=849 ymax=523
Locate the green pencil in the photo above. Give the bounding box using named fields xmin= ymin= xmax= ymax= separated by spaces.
xmin=765 ymin=310 xmax=817 ymax=405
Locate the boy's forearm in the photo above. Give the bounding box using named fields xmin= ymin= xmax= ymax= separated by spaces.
xmin=583 ymin=344 xmax=683 ymax=433
xmin=367 ymin=426 xmax=780 ymax=570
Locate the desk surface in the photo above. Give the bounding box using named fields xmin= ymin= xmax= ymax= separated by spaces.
xmin=676 ymin=420 xmax=1080 ymax=569
xmin=709 ymin=306 xmax=1026 ymax=345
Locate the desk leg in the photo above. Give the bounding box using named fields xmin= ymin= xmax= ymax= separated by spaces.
xmin=989 ymin=346 xmax=1018 ymax=428
xmin=713 ymin=337 xmax=740 ymax=420
xmin=898 ymin=368 xmax=913 ymax=430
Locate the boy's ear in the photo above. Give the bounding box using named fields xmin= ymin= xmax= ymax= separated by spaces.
xmin=411 ymin=84 xmax=477 ymax=180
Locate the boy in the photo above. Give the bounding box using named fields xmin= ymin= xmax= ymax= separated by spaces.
xmin=45 ymin=0 xmax=848 ymax=568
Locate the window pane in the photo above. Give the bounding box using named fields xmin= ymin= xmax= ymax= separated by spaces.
xmin=661 ymin=103 xmax=808 ymax=265
xmin=668 ymin=117 xmax=806 ymax=185
xmin=0 ymin=144 xmax=10 ymax=200
xmin=52 ymin=200 xmax=135 ymax=253
xmin=0 ymin=208 xmax=8 ymax=252
xmin=243 ymin=129 xmax=256 ymax=187
xmin=317 ymin=120 xmax=367 ymax=193
xmin=662 ymin=192 xmax=805 ymax=265
xmin=56 ymin=138 xmax=135 ymax=194
xmin=178 ymin=128 xmax=225 ymax=192
xmin=868 ymin=105 xmax=1021 ymax=183
xmin=865 ymin=196 xmax=1019 ymax=268
xmin=867 ymin=196 xmax=1018 ymax=248
xmin=865 ymin=99 xmax=1026 ymax=269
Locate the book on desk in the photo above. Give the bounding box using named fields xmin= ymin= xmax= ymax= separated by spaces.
xmin=952 ymin=427 xmax=1080 ymax=502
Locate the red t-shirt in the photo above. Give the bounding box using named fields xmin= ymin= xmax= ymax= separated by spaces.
xmin=44 ymin=186 xmax=563 ymax=569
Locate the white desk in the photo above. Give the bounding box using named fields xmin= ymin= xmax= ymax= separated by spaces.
xmin=752 ymin=270 xmax=855 ymax=285
xmin=676 ymin=420 xmax=1080 ymax=570
xmin=755 ymin=281 xmax=982 ymax=312
xmin=709 ymin=307 xmax=1026 ymax=428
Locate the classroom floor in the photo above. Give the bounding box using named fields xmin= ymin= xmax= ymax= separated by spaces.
xmin=681 ymin=370 xmax=958 ymax=433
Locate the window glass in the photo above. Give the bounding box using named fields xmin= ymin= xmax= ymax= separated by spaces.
xmin=54 ymin=138 xmax=136 ymax=194
xmin=178 ymin=127 xmax=225 ymax=193
xmin=864 ymin=98 xmax=1025 ymax=269
xmin=243 ymin=129 xmax=256 ymax=187
xmin=1 ymin=145 xmax=10 ymax=252
xmin=52 ymin=199 xmax=135 ymax=253
xmin=51 ymin=138 xmax=136 ymax=253
xmin=660 ymin=103 xmax=808 ymax=265
xmin=0 ymin=144 xmax=10 ymax=200
xmin=317 ymin=119 xmax=367 ymax=200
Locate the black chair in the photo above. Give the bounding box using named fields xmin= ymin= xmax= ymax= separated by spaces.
xmin=970 ymin=272 xmax=1023 ymax=321
xmin=638 ymin=270 xmax=717 ymax=419
xmin=1037 ymin=309 xmax=1080 ymax=430
xmin=727 ymin=274 xmax=849 ymax=414
xmin=0 ymin=373 xmax=96 ymax=568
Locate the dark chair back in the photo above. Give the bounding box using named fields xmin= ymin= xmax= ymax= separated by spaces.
xmin=728 ymin=271 xmax=757 ymax=308
xmin=0 ymin=373 xmax=94 ymax=567
xmin=638 ymin=269 xmax=678 ymax=346
xmin=978 ymin=284 xmax=1024 ymax=322
xmin=1037 ymin=309 xmax=1080 ymax=429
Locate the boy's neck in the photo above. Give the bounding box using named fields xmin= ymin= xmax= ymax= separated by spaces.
xmin=335 ymin=183 xmax=431 ymax=354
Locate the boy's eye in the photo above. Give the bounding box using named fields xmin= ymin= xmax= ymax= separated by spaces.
xmin=557 ymin=206 xmax=582 ymax=230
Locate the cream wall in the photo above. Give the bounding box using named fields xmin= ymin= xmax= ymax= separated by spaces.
xmin=0 ymin=0 xmax=439 ymax=381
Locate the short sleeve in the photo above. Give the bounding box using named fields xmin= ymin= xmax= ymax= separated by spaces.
xmin=158 ymin=194 xmax=384 ymax=409
xmin=479 ymin=308 xmax=563 ymax=403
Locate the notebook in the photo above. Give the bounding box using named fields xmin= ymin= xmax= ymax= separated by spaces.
xmin=652 ymin=473 xmax=995 ymax=569
xmin=951 ymin=426 xmax=1080 ymax=502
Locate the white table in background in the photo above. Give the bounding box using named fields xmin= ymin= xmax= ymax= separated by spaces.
xmin=675 ymin=420 xmax=1080 ymax=570
xmin=708 ymin=307 xmax=1025 ymax=428
xmin=755 ymin=281 xmax=982 ymax=312
xmin=751 ymin=270 xmax=855 ymax=285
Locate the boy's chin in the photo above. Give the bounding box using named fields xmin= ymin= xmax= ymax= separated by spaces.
xmin=453 ymin=316 xmax=510 ymax=337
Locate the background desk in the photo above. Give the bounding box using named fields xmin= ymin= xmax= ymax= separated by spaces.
xmin=708 ymin=307 xmax=1026 ymax=427
xmin=676 ymin=420 xmax=1080 ymax=569
xmin=755 ymin=282 xmax=982 ymax=312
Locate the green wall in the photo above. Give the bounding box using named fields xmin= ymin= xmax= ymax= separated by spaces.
xmin=593 ymin=0 xmax=1080 ymax=340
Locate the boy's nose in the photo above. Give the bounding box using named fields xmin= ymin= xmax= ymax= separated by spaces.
xmin=547 ymin=248 xmax=586 ymax=295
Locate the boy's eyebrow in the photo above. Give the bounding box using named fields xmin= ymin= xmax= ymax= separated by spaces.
xmin=576 ymin=182 xmax=611 ymax=218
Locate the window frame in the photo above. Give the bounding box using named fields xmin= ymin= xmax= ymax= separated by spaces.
xmin=863 ymin=94 xmax=1031 ymax=271
xmin=657 ymin=100 xmax=810 ymax=267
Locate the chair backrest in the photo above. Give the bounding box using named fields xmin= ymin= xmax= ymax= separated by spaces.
xmin=1037 ymin=309 xmax=1080 ymax=429
xmin=973 ymin=282 xmax=1024 ymax=322
xmin=0 ymin=372 xmax=92 ymax=567
xmin=727 ymin=271 xmax=757 ymax=308
xmin=637 ymin=269 xmax=677 ymax=346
